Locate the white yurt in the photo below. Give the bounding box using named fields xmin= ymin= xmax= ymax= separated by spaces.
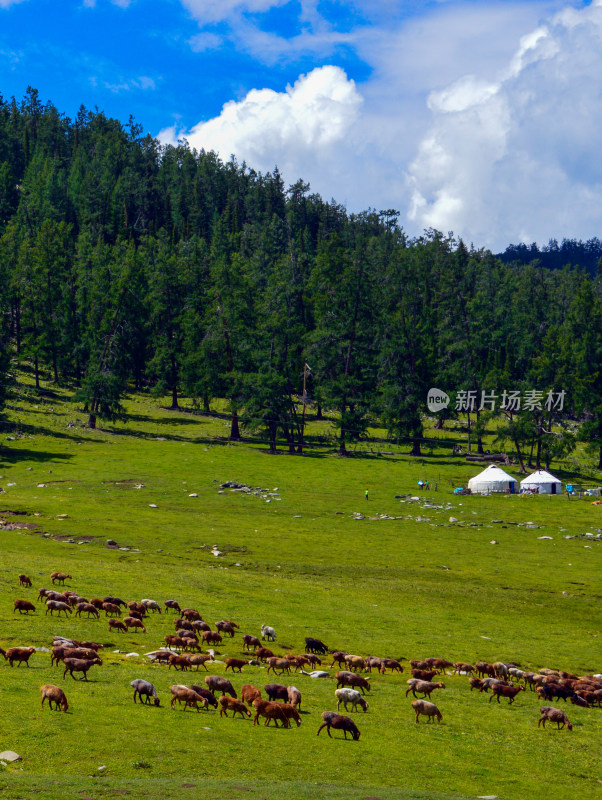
xmin=520 ymin=469 xmax=562 ymax=495
xmin=468 ymin=464 xmax=519 ymax=494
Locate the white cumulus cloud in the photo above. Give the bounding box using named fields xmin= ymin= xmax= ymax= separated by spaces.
xmin=159 ymin=65 xmax=362 ymax=183
xmin=408 ymin=1 xmax=602 ymax=248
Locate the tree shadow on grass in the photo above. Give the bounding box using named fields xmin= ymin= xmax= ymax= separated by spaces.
xmin=0 ymin=447 xmax=74 ymax=466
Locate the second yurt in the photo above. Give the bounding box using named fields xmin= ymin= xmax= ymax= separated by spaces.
xmin=520 ymin=469 xmax=562 ymax=494
xmin=468 ymin=464 xmax=519 ymax=494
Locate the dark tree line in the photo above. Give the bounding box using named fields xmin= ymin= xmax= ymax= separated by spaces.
xmin=0 ymin=88 xmax=601 ymax=469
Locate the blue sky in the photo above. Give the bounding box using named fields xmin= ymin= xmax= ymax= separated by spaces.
xmin=1 ymin=0 xmax=602 ymax=249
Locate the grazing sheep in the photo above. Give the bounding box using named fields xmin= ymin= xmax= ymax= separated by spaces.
xmin=62 ymin=657 xmax=102 ymax=681
xmin=266 ymin=657 xmax=292 ymax=676
xmin=280 ymin=703 xmax=302 ymax=727
xmin=241 ymin=685 xmax=262 ymax=706
xmin=265 ymin=683 xmax=289 ymax=702
xmin=412 ymin=699 xmax=442 ymax=723
xmin=490 ymin=684 xmax=525 ymax=704
xmin=538 ymin=706 xmax=572 ymax=730
xmin=219 ymin=696 xmax=251 ymax=718
xmin=127 ymin=601 xmax=147 ymax=616
xmin=0 ymin=646 xmax=35 ymax=667
xmin=216 ymin=621 xmax=236 ymax=637
xmin=131 ymin=679 xmax=160 ymax=706
xmin=141 ymin=599 xmax=162 ymax=614
xmin=344 ymin=655 xmax=367 ymax=672
xmin=570 ymin=694 xmax=590 ymax=708
xmin=242 ymin=634 xmax=261 ymax=651
xmin=188 ymin=653 xmax=214 ymax=671
xmin=380 ymin=659 xmax=404 ymax=674
xmin=182 ymin=608 xmax=202 ymax=621
xmin=89 ymin=598 xmax=105 ymax=609
xmin=475 ymin=661 xmax=496 ymax=678
xmin=187 ymin=685 xmax=218 ymax=708
xmin=40 ymin=684 xmax=68 ymax=712
xmin=104 ymin=596 xmax=127 ymax=608
xmin=103 ymin=602 xmax=122 ymax=617
xmin=304 ymin=637 xmax=329 ymax=654
xmin=256 ymin=647 xmax=274 ymax=661
xmin=366 ymin=657 xmax=383 ymax=673
xmin=252 ymin=698 xmax=289 ymax=727
xmin=330 ymin=652 xmax=348 ymax=668
xmin=14 ymin=599 xmax=36 ymax=614
xmin=45 ymin=591 xmax=69 ymax=603
xmin=45 ymin=600 xmax=72 ymax=616
xmin=124 ymin=617 xmax=146 ymax=633
xmin=168 ymin=654 xmax=192 ymax=671
xmin=287 ymin=686 xmax=302 ymax=710
xmin=225 ymin=658 xmax=248 ymax=673
xmin=317 ymin=711 xmax=360 ymax=740
xmin=411 ymin=669 xmax=438 ymax=682
xmin=18 ymin=574 xmax=32 ymax=587
xmin=169 ymin=685 xmax=207 ymax=712
xmin=261 ymin=624 xmax=276 ymax=642
xmin=164 ymin=599 xmax=182 ymax=614
xmin=50 ymin=572 xmax=72 ymax=585
xmin=205 ymin=675 xmax=236 ymax=698
xmin=405 ymin=680 xmax=445 ymax=698
xmin=469 ymin=677 xmax=485 ymax=691
xmin=75 ymin=603 xmax=100 ymax=618
xmin=108 ymin=619 xmax=127 ymax=633
xmin=453 ymin=662 xmax=475 ymax=675
xmin=201 ymin=630 xmax=222 ymax=645
xmin=335 ymin=671 xmax=370 ymax=694
xmin=335 ymin=688 xmax=369 ymax=712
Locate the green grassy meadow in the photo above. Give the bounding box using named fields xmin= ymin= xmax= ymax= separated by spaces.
xmin=0 ymin=378 xmax=600 ymax=800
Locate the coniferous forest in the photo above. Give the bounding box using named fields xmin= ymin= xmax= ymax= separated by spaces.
xmin=1 ymin=88 xmax=601 ymax=469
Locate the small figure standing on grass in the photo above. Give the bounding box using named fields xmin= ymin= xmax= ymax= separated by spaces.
xmin=365 ymin=489 xmax=369 ymax=501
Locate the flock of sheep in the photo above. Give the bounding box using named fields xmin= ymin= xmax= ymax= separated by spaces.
xmin=8 ymin=571 xmax=601 ymax=739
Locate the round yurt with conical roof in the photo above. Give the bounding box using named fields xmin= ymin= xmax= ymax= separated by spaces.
xmin=467 ymin=464 xmax=519 ymax=494
xmin=520 ymin=469 xmax=562 ymax=495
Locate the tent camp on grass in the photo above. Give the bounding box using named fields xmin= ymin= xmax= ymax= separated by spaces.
xmin=468 ymin=464 xmax=519 ymax=494
xmin=520 ymin=469 xmax=562 ymax=495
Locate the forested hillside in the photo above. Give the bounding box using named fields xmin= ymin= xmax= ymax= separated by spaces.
xmin=1 ymin=88 xmax=602 ymax=469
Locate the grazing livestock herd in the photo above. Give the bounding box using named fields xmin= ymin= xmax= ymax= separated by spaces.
xmin=7 ymin=572 xmax=601 ymax=742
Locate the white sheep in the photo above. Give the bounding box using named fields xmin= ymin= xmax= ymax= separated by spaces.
xmin=141 ymin=599 xmax=162 ymax=613
xmin=335 ymin=687 xmax=369 ymax=712
xmin=260 ymin=624 xmax=276 ymax=641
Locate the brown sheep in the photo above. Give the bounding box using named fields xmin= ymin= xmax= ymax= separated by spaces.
xmin=169 ymin=685 xmax=207 ymax=712
xmin=335 ymin=671 xmax=370 ymax=694
xmin=18 ymin=574 xmax=32 ymax=587
xmin=216 ymin=621 xmax=236 ymax=637
xmin=265 ymin=683 xmax=289 ymax=702
xmin=13 ymin=599 xmax=36 ymax=614
xmin=279 ymin=703 xmax=302 ymax=727
xmin=50 ymin=572 xmax=72 ymax=585
xmin=405 ymin=680 xmax=445 ymax=698
xmin=40 ymin=684 xmax=68 ymax=712
xmin=412 ymin=699 xmax=442 ymax=723
xmin=124 ymin=617 xmax=146 ymax=633
xmin=225 ymin=658 xmax=248 ymax=673
xmin=191 ymin=620 xmax=211 ymax=633
xmin=475 ymin=661 xmax=496 ymax=678
xmin=128 ymin=610 xmax=144 ymax=621
xmin=241 ymin=684 xmax=262 ymax=705
xmin=538 ymin=706 xmax=573 ymax=730
xmin=426 ymin=658 xmax=454 ymax=671
xmin=201 ymin=630 xmax=222 ymax=646
xmin=75 ymin=603 xmax=100 ymax=618
xmin=45 ymin=600 xmax=72 ymax=616
xmin=164 ymin=600 xmax=182 ymax=614
xmin=164 ymin=635 xmax=187 ymax=650
xmin=490 ymin=684 xmax=525 ymax=704
xmin=89 ymin=598 xmax=104 ymax=609
xmin=252 ymin=698 xmax=289 ymax=728
xmin=266 ymin=657 xmax=292 ymax=675
xmin=365 ymin=657 xmax=383 ymax=672
xmin=168 ymin=654 xmax=192 ymax=671
xmin=189 ymin=685 xmax=218 ymax=708
xmin=0 ymin=646 xmax=35 ymax=667
xmin=63 ymin=657 xmax=102 ymax=681
xmin=469 ymin=677 xmax=484 ymax=691
xmin=182 ymin=608 xmax=202 ymax=621
xmin=205 ymin=675 xmax=236 ymax=697
xmin=242 ymin=634 xmax=261 ymax=651
xmin=411 ymin=669 xmax=438 ymax=682
xmin=108 ymin=619 xmax=127 ymax=633
xmin=317 ymin=711 xmax=360 ymax=740
xmin=453 ymin=662 xmax=475 ymax=675
xmin=256 ymin=647 xmax=274 ymax=661
xmin=344 ymin=655 xmax=367 ymax=672
xmin=103 ymin=602 xmax=122 ymax=617
xmin=127 ymin=601 xmax=147 ymax=616
xmin=219 ymin=696 xmax=251 ymax=718
xmin=380 ymin=659 xmax=404 ymax=674
xmin=330 ymin=651 xmax=348 ymax=668
xmin=188 ymin=653 xmax=214 ymax=671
